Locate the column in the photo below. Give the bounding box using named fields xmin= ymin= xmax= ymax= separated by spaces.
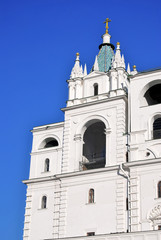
xmin=68 ymin=81 xmax=75 ymax=100
xmin=105 ymin=128 xmax=111 ymax=167
xmin=74 ymin=134 xmax=82 ymax=171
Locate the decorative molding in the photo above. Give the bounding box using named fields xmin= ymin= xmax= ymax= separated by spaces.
xmin=149 ymin=204 xmax=161 ymax=220
xmin=73 ymin=134 xmax=82 ymax=141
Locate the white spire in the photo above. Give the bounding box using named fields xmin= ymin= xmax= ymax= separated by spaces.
xmin=121 ymin=54 xmax=125 ymax=68
xmin=80 ymin=65 xmax=83 ymax=73
xmin=70 ymin=53 xmax=83 ymax=79
xmin=127 ymin=63 xmax=131 ymax=74
xmin=84 ymin=64 xmax=87 ymax=76
xmin=115 ymin=42 xmax=122 ymax=64
xmin=112 ymin=42 xmax=125 ymax=69
xmin=93 ymin=55 xmax=99 ymax=71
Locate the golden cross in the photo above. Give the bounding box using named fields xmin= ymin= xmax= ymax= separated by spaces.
xmin=104 ymin=18 xmax=111 ymax=34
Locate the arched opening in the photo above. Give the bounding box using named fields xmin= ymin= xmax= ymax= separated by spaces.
xmin=153 ymin=118 xmax=161 ymax=139
xmin=144 ymin=84 xmax=161 ymax=106
xmin=158 ymin=181 xmax=161 ymax=198
xmin=41 ymin=196 xmax=47 ymax=209
xmin=39 ymin=137 xmax=59 ymax=149
xmin=82 ymin=121 xmax=106 ymax=170
xmin=44 ymin=158 xmax=50 ymax=172
xmin=88 ymin=189 xmax=94 ymax=203
xmin=94 ymin=83 xmax=98 ymax=96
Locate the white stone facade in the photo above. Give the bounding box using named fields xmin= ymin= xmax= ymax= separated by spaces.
xmin=23 ymin=26 xmax=161 ymax=240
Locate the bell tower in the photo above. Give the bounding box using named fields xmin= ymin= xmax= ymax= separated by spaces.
xmin=62 ymin=19 xmax=129 ymax=173
xmin=23 ymin=19 xmax=161 ymax=240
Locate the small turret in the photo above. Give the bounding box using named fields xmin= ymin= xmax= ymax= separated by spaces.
xmin=70 ymin=53 xmax=83 ymax=79
xmin=131 ymin=65 xmax=138 ymax=75
xmin=112 ymin=42 xmax=125 ymax=69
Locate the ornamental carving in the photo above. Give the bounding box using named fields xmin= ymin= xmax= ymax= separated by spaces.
xmin=149 ymin=205 xmax=161 ymax=220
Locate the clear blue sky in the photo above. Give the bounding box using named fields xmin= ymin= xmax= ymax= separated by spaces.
xmin=0 ymin=0 xmax=161 ymax=239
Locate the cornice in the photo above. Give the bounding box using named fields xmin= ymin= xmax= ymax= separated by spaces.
xmin=32 ymin=122 xmax=64 ymax=133
xmin=124 ymin=158 xmax=161 ymax=168
xmin=30 ymin=147 xmax=62 ymax=156
xmin=23 ymin=158 xmax=161 ymax=185
xmin=62 ymin=93 xmax=127 ymax=112
xmin=23 ymin=165 xmax=119 ymax=185
xmin=129 ymin=67 xmax=161 ymax=80
xmin=44 ymin=230 xmax=161 ymax=240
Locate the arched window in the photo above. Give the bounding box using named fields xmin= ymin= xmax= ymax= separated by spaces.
xmin=144 ymin=84 xmax=161 ymax=106
xmin=89 ymin=189 xmax=94 ymax=203
xmin=94 ymin=83 xmax=98 ymax=96
xmin=41 ymin=196 xmax=47 ymax=209
xmin=83 ymin=121 xmax=106 ymax=170
xmin=158 ymin=181 xmax=161 ymax=198
xmin=153 ymin=118 xmax=161 ymax=139
xmin=39 ymin=137 xmax=59 ymax=149
xmin=44 ymin=138 xmax=58 ymax=148
xmin=44 ymin=158 xmax=50 ymax=172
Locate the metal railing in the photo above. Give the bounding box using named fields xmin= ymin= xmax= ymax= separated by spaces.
xmin=83 ymin=151 xmax=105 ymax=162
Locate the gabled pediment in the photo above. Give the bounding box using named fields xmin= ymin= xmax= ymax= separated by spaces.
xmin=83 ymin=70 xmax=107 ymax=80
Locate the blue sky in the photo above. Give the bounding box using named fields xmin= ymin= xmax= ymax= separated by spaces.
xmin=0 ymin=0 xmax=161 ymax=239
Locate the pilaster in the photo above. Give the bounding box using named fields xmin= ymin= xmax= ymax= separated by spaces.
xmin=116 ymin=104 xmax=126 ymax=164
xmin=53 ymin=180 xmax=67 ymax=239
xmin=61 ymin=118 xmax=71 ymax=173
xmin=116 ymin=179 xmax=126 ymax=232
xmin=129 ymin=170 xmax=140 ymax=232
xmin=23 ymin=189 xmax=32 ymax=240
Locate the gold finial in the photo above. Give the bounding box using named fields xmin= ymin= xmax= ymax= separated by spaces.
xmin=117 ymin=42 xmax=120 ymax=45
xmin=76 ymin=52 xmax=79 ymax=56
xmin=104 ymin=18 xmax=111 ymax=34
xmin=133 ymin=65 xmax=136 ymax=70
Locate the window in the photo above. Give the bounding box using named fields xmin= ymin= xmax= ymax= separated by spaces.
xmin=158 ymin=225 xmax=161 ymax=230
xmin=144 ymin=84 xmax=161 ymax=106
xmin=153 ymin=118 xmax=161 ymax=139
xmin=39 ymin=137 xmax=59 ymax=149
xmin=94 ymin=83 xmax=98 ymax=96
xmin=87 ymin=232 xmax=95 ymax=236
xmin=89 ymin=189 xmax=94 ymax=203
xmin=126 ymin=197 xmax=128 ymax=211
xmin=158 ymin=181 xmax=161 ymax=198
xmin=44 ymin=139 xmax=58 ymax=148
xmin=41 ymin=196 xmax=47 ymax=209
xmin=44 ymin=158 xmax=50 ymax=172
xmin=83 ymin=121 xmax=106 ymax=170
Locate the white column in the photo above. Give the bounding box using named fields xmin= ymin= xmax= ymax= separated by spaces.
xmin=110 ymin=70 xmax=117 ymax=90
xmin=117 ymin=69 xmax=124 ymax=89
xmin=105 ymin=128 xmax=111 ymax=167
xmin=68 ymin=82 xmax=75 ymax=100
xmin=74 ymin=134 xmax=82 ymax=171
xmin=75 ymin=79 xmax=82 ymax=99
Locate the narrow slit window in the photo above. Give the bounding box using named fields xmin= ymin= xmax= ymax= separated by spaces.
xmin=94 ymin=83 xmax=98 ymax=96
xmin=158 ymin=181 xmax=161 ymax=198
xmin=41 ymin=196 xmax=47 ymax=209
xmin=89 ymin=189 xmax=94 ymax=203
xmin=153 ymin=118 xmax=161 ymax=139
xmin=44 ymin=158 xmax=50 ymax=172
